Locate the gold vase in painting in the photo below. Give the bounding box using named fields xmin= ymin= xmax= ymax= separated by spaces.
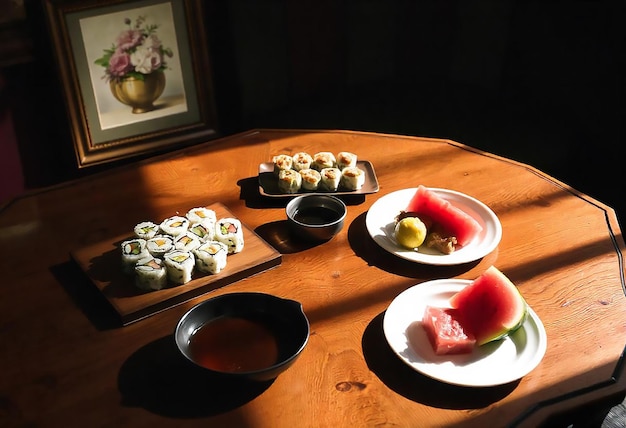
xmin=109 ymin=72 xmax=166 ymax=114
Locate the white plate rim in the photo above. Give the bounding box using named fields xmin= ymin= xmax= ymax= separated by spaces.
xmin=365 ymin=187 xmax=502 ymax=265
xmin=382 ymin=279 xmax=547 ymax=387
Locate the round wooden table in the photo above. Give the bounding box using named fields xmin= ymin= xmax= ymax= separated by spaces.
xmin=1 ymin=129 xmax=624 ymax=427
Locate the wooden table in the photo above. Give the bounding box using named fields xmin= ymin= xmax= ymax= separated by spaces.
xmin=1 ymin=129 xmax=624 ymax=427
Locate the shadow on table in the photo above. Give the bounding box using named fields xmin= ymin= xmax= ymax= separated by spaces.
xmin=118 ymin=335 xmax=272 ymax=418
xmin=362 ymin=311 xmax=518 ymax=409
xmin=51 ymin=261 xmax=122 ymax=330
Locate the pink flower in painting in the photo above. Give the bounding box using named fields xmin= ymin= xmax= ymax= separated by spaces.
xmin=108 ymin=50 xmax=133 ymax=77
xmin=95 ymin=15 xmax=174 ymax=82
xmin=115 ymin=29 xmax=143 ymax=51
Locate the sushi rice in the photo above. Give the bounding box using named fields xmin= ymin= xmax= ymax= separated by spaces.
xmin=193 ymin=241 xmax=228 ymax=274
xmin=185 ymin=207 xmax=217 ymax=227
xmin=159 ymin=215 xmax=189 ymax=237
xmin=121 ymin=238 xmax=149 ymax=274
xmin=215 ymin=217 xmax=244 ymax=254
xmin=163 ymin=250 xmax=195 ymax=284
xmin=135 ymin=255 xmax=167 ymax=291
xmin=173 ymin=231 xmax=202 ymax=252
xmin=146 ymin=235 xmax=175 ymax=258
xmin=134 ymin=221 xmax=160 ymax=240
xmin=188 ymin=222 xmax=214 ymax=242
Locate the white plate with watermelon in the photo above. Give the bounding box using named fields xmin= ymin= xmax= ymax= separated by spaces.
xmin=383 ymin=279 xmax=547 ymax=387
xmin=365 ymin=187 xmax=502 ymax=265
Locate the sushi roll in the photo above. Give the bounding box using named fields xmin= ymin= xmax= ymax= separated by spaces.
xmin=336 ymin=152 xmax=357 ymax=170
xmin=146 ymin=235 xmax=175 ymax=258
xmin=159 ymin=215 xmax=189 ymax=237
xmin=185 ymin=207 xmax=216 ymax=227
xmin=163 ymin=250 xmax=195 ymax=284
xmin=277 ymin=169 xmax=302 ymax=194
xmin=173 ymin=231 xmax=202 ymax=252
xmin=133 ymin=221 xmax=160 ymax=240
xmin=319 ymin=167 xmax=341 ymax=191
xmin=188 ymin=222 xmax=214 ymax=242
xmin=273 ymin=154 xmax=293 ymax=176
xmin=340 ymin=166 xmax=366 ymax=190
xmin=312 ymin=152 xmax=336 ymax=171
xmin=299 ymin=168 xmax=321 ymax=191
xmin=193 ymin=241 xmax=229 ymax=274
xmin=121 ymin=238 xmax=149 ymax=274
xmin=292 ymin=152 xmax=313 ymax=171
xmin=134 ymin=255 xmax=167 ymax=291
xmin=215 ymin=217 xmax=245 ymax=254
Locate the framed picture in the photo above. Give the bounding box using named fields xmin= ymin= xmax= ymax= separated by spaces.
xmin=43 ymin=0 xmax=218 ymax=167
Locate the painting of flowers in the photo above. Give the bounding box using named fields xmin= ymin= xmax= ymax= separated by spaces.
xmin=95 ymin=16 xmax=173 ymax=82
xmin=79 ymin=2 xmax=189 ymax=130
xmin=93 ymin=15 xmax=174 ymax=114
xmin=44 ymin=0 xmax=217 ymax=167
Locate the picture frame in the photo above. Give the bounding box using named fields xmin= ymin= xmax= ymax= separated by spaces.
xmin=43 ymin=0 xmax=218 ymax=168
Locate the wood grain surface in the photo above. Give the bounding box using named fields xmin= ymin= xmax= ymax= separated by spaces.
xmin=0 ymin=129 xmax=624 ymax=428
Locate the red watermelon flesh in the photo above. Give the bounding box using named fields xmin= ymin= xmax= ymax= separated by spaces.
xmin=449 ymin=266 xmax=527 ymax=346
xmin=405 ymin=185 xmax=483 ymax=247
xmin=422 ymin=306 xmax=476 ymax=355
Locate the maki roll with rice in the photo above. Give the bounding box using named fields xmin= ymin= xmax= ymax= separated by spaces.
xmin=174 ymin=231 xmax=202 ymax=252
xmin=146 ymin=235 xmax=175 ymax=258
xmin=185 ymin=207 xmax=216 ymax=227
xmin=163 ymin=250 xmax=195 ymax=284
xmin=134 ymin=221 xmax=159 ymax=240
xmin=121 ymin=238 xmax=149 ymax=274
xmin=135 ymin=255 xmax=167 ymax=291
xmin=188 ymin=222 xmax=214 ymax=242
xmin=278 ymin=169 xmax=302 ymax=194
xmin=160 ymin=216 xmax=189 ymax=237
xmin=215 ymin=217 xmax=245 ymax=254
xmin=193 ymin=241 xmax=229 ymax=274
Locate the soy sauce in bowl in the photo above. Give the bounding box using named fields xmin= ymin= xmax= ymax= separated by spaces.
xmin=175 ymin=292 xmax=310 ymax=381
xmin=188 ymin=316 xmax=279 ymax=373
xmin=293 ymin=206 xmax=341 ymax=225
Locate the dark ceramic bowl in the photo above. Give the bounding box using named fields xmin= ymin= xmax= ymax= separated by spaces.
xmin=174 ymin=292 xmax=310 ymax=382
xmin=285 ymin=194 xmax=347 ymax=242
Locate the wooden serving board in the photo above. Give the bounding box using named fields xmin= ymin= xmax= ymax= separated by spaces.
xmin=71 ymin=203 xmax=282 ymax=326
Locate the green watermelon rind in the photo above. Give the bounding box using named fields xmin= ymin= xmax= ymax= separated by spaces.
xmin=481 ymin=299 xmax=528 ymax=345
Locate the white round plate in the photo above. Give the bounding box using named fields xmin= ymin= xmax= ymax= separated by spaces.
xmin=383 ymin=279 xmax=547 ymax=387
xmin=365 ymin=188 xmax=502 ymax=265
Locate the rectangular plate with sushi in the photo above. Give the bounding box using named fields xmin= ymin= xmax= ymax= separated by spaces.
xmin=258 ymin=160 xmax=380 ymax=197
xmin=70 ymin=203 xmax=282 ymax=326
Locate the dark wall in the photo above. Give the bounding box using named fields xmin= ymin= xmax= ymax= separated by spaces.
xmin=4 ymin=1 xmax=626 ymax=214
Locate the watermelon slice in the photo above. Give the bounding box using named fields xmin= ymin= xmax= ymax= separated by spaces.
xmin=449 ymin=266 xmax=528 ymax=346
xmin=422 ymin=306 xmax=476 ymax=355
xmin=405 ymin=185 xmax=483 ymax=247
